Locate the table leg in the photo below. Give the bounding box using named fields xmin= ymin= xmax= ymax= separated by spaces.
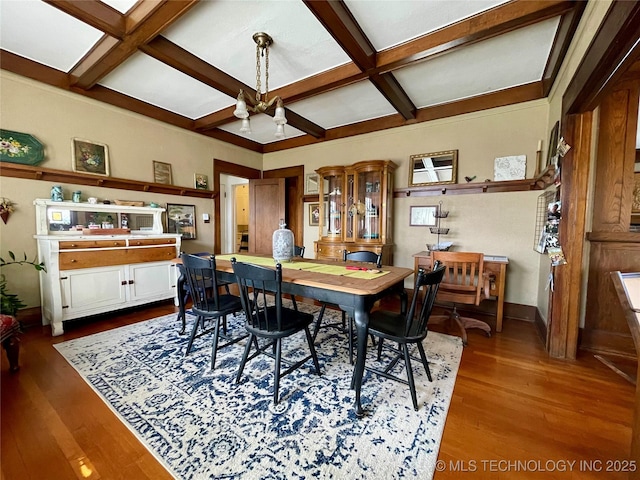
xmin=350 ymin=298 xmax=368 ymax=417
xmin=495 ymin=264 xmax=506 ymax=332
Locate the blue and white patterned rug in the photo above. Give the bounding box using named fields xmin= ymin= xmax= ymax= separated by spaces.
xmin=54 ymin=306 xmax=463 ymax=480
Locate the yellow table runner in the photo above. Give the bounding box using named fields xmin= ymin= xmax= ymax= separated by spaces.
xmin=216 ymin=254 xmax=389 ymax=280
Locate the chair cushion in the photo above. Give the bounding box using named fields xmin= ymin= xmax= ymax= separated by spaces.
xmin=0 ymin=314 xmax=20 ymax=343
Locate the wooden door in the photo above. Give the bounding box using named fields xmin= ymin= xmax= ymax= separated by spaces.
xmin=249 ymin=178 xmax=286 ymax=254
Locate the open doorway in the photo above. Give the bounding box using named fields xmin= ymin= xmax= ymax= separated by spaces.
xmin=219 ymin=175 xmax=249 ymax=254
xmin=213 ymin=159 xmax=261 ymax=254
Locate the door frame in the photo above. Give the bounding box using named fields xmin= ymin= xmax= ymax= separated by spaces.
xmin=213 ymin=159 xmax=261 ymax=254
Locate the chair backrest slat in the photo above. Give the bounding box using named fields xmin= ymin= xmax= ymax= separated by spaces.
xmin=431 ymin=251 xmax=484 ymax=306
xmin=232 ymin=259 xmax=285 ymax=332
xmin=405 ymin=265 xmax=446 ymax=336
xmin=181 ymin=253 xmax=223 ymax=311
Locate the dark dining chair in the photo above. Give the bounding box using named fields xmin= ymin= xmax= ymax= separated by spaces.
xmin=231 ymin=258 xmax=321 ymax=405
xmin=181 ymin=253 xmax=245 ymax=370
xmin=364 ymin=264 xmax=446 ymax=410
xmin=176 ymin=251 xmax=232 ymax=334
xmin=293 ymin=245 xmax=305 ymax=258
xmin=312 ymin=250 xmax=382 ymax=364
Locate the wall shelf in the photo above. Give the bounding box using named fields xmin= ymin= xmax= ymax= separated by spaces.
xmin=394 ymin=166 xmax=557 ymax=198
xmin=0 ymin=162 xmax=217 ymax=199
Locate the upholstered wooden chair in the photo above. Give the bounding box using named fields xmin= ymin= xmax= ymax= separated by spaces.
xmin=364 ymin=265 xmax=446 ymax=410
xmin=231 ymin=258 xmax=321 ymax=405
xmin=429 ymin=251 xmax=491 ymax=345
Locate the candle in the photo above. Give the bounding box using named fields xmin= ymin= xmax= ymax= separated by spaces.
xmin=537 ymin=140 xmax=543 ymax=152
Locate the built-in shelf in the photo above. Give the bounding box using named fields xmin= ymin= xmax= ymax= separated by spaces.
xmin=0 ymin=162 xmax=217 ymax=199
xmin=394 ymin=166 xmax=557 ymax=198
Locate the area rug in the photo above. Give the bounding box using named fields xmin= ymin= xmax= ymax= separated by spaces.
xmin=54 ymin=306 xmax=463 ymax=480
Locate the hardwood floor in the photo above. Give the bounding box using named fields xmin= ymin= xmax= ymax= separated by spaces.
xmin=1 ymin=302 xmax=635 ymax=480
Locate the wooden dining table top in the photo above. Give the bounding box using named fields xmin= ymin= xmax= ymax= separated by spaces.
xmin=175 ymin=253 xmax=414 ymax=297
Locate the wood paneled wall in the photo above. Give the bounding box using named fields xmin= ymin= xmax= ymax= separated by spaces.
xmin=583 ymin=78 xmax=640 ymax=357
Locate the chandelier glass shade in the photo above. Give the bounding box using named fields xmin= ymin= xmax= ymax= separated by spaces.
xmin=234 ymin=32 xmax=287 ymax=138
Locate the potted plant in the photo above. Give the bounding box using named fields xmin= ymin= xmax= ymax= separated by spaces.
xmin=0 ymin=251 xmax=46 ymax=316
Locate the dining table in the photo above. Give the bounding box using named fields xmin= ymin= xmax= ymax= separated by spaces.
xmin=209 ymin=253 xmax=415 ymax=416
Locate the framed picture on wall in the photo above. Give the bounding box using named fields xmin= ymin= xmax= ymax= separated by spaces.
xmin=167 ymin=203 xmax=196 ymax=239
xmin=305 ymin=173 xmax=319 ymax=195
xmin=409 ymin=206 xmax=437 ymax=226
xmin=194 ymin=173 xmax=209 ymax=190
xmin=153 ymin=161 xmax=173 ymax=185
xmin=309 ymin=203 xmax=320 ymax=226
xmin=72 ymin=138 xmax=109 ymax=176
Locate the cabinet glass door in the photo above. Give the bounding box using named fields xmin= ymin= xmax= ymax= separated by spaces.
xmin=322 ymin=172 xmax=343 ymax=238
xmin=356 ymin=170 xmax=382 ymax=241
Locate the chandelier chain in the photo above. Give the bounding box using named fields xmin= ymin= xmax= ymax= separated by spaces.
xmin=265 ymin=44 xmax=269 ymax=101
xmin=255 ymin=43 xmax=261 ymax=103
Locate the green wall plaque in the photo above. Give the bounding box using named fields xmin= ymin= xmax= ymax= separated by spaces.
xmin=0 ymin=129 xmax=45 ymax=165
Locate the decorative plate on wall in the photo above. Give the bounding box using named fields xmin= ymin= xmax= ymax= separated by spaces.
xmin=0 ymin=129 xmax=45 ymax=165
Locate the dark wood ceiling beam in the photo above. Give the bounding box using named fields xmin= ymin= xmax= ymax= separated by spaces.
xmin=142 ymin=37 xmax=325 ymax=138
xmin=0 ymin=49 xmax=69 ymax=88
xmin=264 ymin=82 xmax=544 ymax=153
xmin=282 ymin=109 xmax=326 ymax=138
xmin=369 ymin=73 xmax=416 ymax=120
xmin=199 ymin=130 xmax=264 ymax=154
xmin=542 ymin=1 xmax=586 ymax=96
xmin=303 ymin=0 xmax=375 ymax=71
xmin=141 ymin=36 xmax=251 ymax=97
xmin=303 ymin=0 xmax=416 ymax=120
xmin=377 ymin=0 xmax=576 ymax=72
xmin=43 ymin=0 xmax=126 ymax=39
xmin=68 ymin=1 xmax=199 ymax=89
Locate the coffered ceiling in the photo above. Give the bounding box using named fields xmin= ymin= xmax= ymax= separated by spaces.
xmin=0 ymin=0 xmax=586 ymax=153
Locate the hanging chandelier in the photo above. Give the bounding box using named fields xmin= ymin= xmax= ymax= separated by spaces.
xmin=233 ymin=32 xmax=287 ymax=139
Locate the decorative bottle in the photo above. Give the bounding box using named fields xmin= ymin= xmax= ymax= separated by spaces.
xmin=272 ymin=219 xmax=294 ymax=263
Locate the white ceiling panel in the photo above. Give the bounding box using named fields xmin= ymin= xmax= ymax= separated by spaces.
xmin=100 ymin=0 xmax=138 ymax=15
xmin=0 ymin=0 xmax=103 ymax=72
xmin=162 ymin=0 xmax=351 ymax=91
xmin=99 ymin=52 xmax=234 ymax=119
xmin=219 ymin=114 xmax=306 ymax=144
xmin=394 ymin=16 xmax=560 ymax=108
xmin=287 ymin=81 xmax=398 ymax=129
xmin=345 ymin=0 xmax=510 ymax=51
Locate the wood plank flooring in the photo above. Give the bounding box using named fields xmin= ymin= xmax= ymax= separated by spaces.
xmin=1 ymin=302 xmax=635 ymax=480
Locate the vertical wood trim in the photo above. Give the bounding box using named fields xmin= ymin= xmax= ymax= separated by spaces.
xmin=548 ymin=112 xmax=592 ymax=358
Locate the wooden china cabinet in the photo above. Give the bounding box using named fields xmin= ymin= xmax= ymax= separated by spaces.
xmin=314 ymin=160 xmax=396 ymax=265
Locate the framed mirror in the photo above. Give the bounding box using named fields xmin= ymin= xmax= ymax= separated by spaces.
xmin=409 ymin=150 xmax=458 ymax=186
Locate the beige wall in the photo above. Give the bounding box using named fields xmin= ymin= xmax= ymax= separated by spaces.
xmin=269 ymin=101 xmax=549 ymax=306
xmin=0 ymin=71 xmax=261 ymax=307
